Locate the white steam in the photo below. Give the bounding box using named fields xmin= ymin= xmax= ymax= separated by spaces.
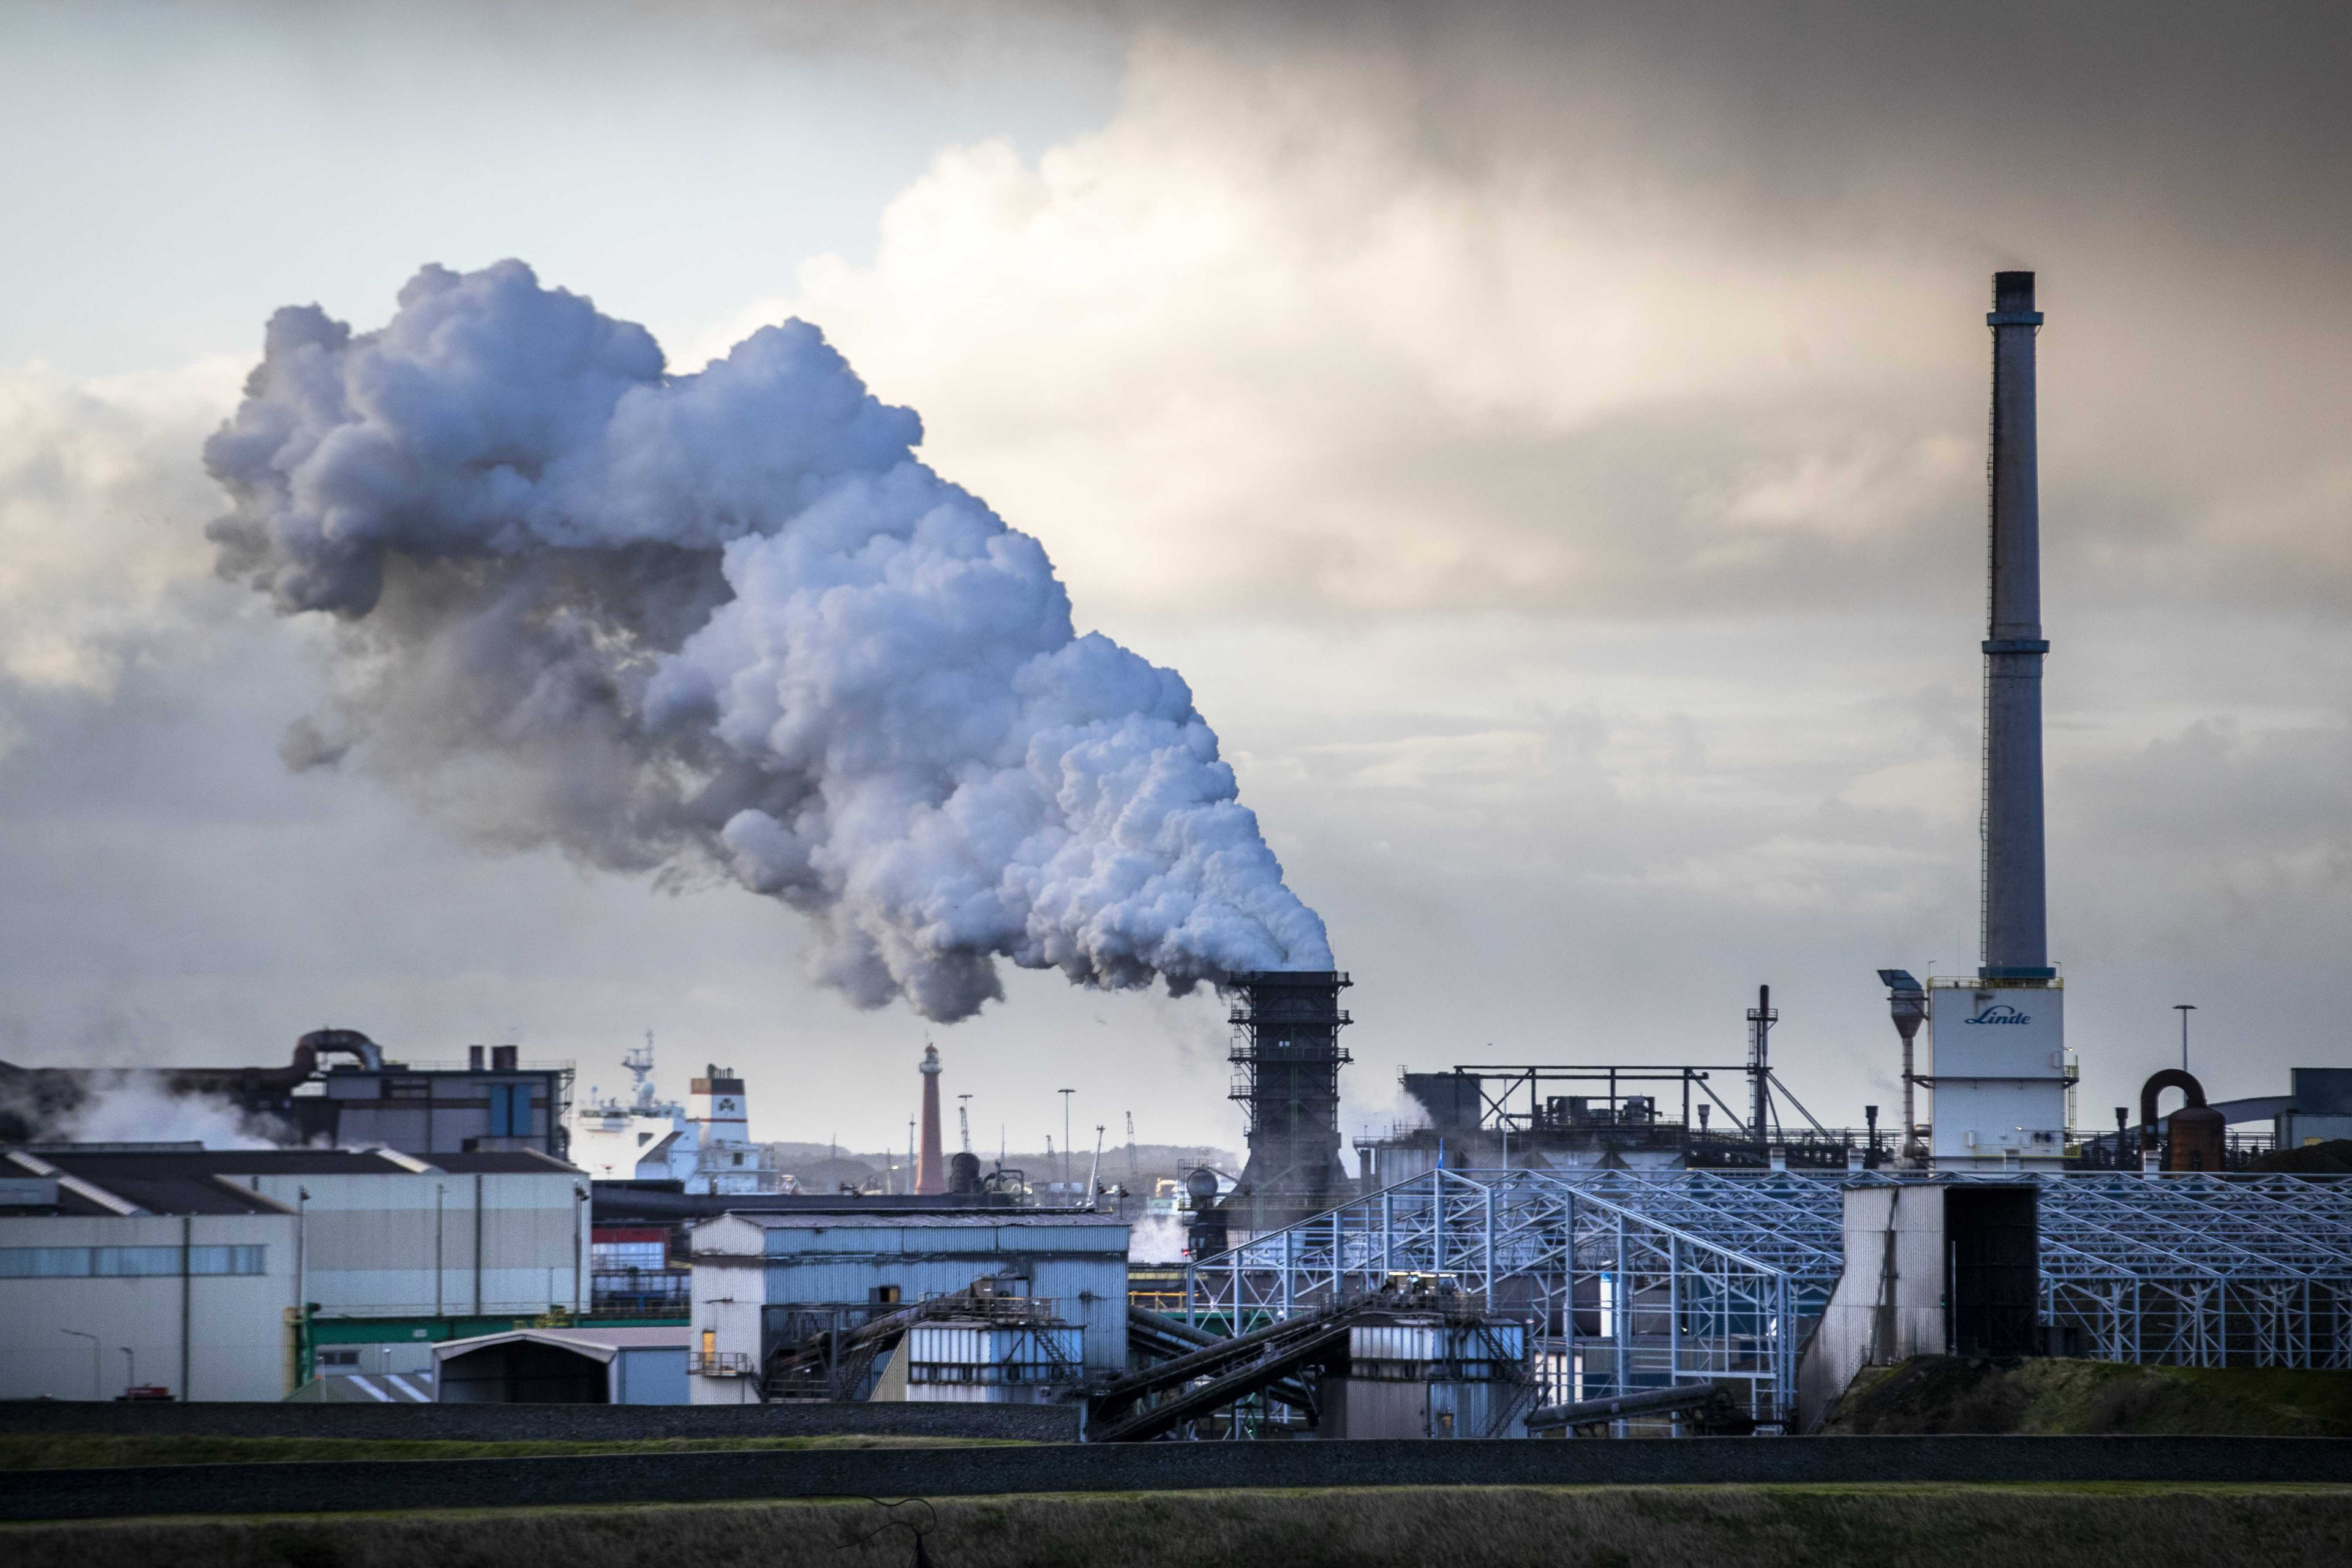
xmin=205 ymin=260 xmax=1330 ymax=1020
xmin=1125 ymin=1210 xmax=1195 ymax=1264
xmin=62 ymin=1072 xmax=284 ymax=1150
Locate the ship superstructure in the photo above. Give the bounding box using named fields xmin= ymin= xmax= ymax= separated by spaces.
xmin=570 ymin=1035 xmax=704 ymax=1186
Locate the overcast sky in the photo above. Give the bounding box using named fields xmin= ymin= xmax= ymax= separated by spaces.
xmin=3 ymin=0 xmax=2348 ymax=1156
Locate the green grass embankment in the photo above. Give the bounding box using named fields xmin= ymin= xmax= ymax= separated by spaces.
xmin=6 ymin=1483 xmax=2351 ymax=1568
xmin=0 ymin=1433 xmax=1023 ymax=1471
xmin=1825 ymin=1357 xmax=2352 ymax=1436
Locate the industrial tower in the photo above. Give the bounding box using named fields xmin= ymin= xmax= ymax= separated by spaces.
xmin=915 ymin=1044 xmax=945 ymax=1194
xmin=1224 ymin=969 xmax=1353 ymax=1235
xmin=1926 ymin=271 xmax=2073 ymax=1171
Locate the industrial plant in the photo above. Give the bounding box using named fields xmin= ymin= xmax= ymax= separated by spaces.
xmin=7 ymin=273 xmax=2352 ymax=1448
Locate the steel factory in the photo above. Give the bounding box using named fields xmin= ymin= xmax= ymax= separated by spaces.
xmin=7 ymin=273 xmax=2352 ymax=1449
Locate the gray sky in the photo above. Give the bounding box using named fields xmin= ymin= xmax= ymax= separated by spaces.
xmin=3 ymin=0 xmax=2348 ymax=1155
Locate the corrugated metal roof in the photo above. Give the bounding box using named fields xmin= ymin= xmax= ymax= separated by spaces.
xmin=4 ymin=1146 xmax=579 ymax=1215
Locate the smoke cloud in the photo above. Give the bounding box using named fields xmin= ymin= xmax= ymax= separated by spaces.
xmin=203 ymin=260 xmax=1330 ymax=1020
xmin=0 ymin=1066 xmax=285 ymax=1150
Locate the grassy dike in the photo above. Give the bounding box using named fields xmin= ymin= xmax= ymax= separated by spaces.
xmin=1826 ymin=1358 xmax=2352 ymax=1436
xmin=5 ymin=1483 xmax=2350 ymax=1568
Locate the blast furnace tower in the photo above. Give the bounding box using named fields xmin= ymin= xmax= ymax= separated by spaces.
xmin=1224 ymin=970 xmax=1352 ymax=1236
xmin=1928 ymin=271 xmax=2073 ymax=1172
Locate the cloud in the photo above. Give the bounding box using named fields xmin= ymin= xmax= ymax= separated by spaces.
xmin=684 ymin=18 xmax=2350 ymax=633
xmin=0 ymin=358 xmax=241 ymax=703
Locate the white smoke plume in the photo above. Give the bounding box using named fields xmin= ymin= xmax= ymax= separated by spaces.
xmin=204 ymin=260 xmax=1330 ymax=1020
xmin=1125 ymin=1210 xmax=1195 ymax=1264
xmin=60 ymin=1072 xmax=285 ymax=1150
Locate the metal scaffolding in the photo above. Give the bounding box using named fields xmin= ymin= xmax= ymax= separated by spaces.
xmin=1182 ymin=1167 xmax=2352 ymax=1422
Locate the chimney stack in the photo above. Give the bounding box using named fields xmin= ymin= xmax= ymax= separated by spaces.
xmin=1982 ymin=270 xmax=2053 ymax=981
xmin=915 ymin=1045 xmax=945 ymax=1195
xmin=1922 ymin=271 xmax=2071 ymax=1173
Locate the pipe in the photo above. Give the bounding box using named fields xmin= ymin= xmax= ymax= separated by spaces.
xmin=181 ymin=1213 xmax=193 ymax=1404
xmin=161 ymin=1028 xmax=386 ymax=1099
xmin=2138 ymin=1068 xmax=2208 ymax=1126
xmin=1527 ymin=1381 xmax=1729 ymax=1432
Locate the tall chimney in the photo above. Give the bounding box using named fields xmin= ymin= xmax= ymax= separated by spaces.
xmin=915 ymin=1045 xmax=945 ymax=1195
xmin=1981 ymin=270 xmax=2054 ymax=981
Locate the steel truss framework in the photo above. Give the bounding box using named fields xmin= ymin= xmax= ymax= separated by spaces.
xmin=1181 ymin=1168 xmax=2352 ymax=1422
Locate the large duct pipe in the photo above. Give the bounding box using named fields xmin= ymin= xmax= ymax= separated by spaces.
xmin=1982 ymin=271 xmax=2053 ymax=981
xmin=159 ymin=1028 xmax=385 ymax=1097
xmin=2139 ymin=1068 xmax=2225 ymax=1173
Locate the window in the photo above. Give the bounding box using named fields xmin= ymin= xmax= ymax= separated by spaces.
xmin=0 ymin=1247 xmax=94 ymax=1278
xmin=0 ymin=1245 xmax=265 ymax=1278
xmin=488 ymin=1083 xmax=532 ymax=1137
xmin=386 ymin=1077 xmax=431 ymax=1100
xmin=93 ymin=1246 xmax=181 ymax=1276
xmin=190 ymin=1245 xmax=268 ymax=1275
xmin=591 ymin=1240 xmax=667 ymax=1272
xmin=318 ymin=1349 xmax=359 ymax=1368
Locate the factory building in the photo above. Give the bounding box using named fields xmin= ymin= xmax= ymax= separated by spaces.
xmin=687 ymin=1211 xmax=1128 ymax=1405
xmin=0 ymin=1145 xmax=590 ymax=1401
xmin=429 ymin=1324 xmax=692 ymax=1404
xmin=0 ymin=1029 xmax=574 ymax=1163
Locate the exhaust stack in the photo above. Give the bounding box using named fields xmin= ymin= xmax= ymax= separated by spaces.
xmin=1982 ymin=270 xmax=2052 ymax=981
xmin=1923 ymin=273 xmax=2071 ymax=1172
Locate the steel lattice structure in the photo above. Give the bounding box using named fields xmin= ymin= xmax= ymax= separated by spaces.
xmin=1180 ymin=1167 xmax=2352 ymax=1421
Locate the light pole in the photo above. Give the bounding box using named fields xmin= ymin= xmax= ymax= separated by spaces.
xmin=119 ymin=1345 xmax=135 ymax=1398
xmin=59 ymin=1329 xmax=97 ymax=1400
xmin=1059 ymin=1089 xmax=1074 ymax=1194
xmin=295 ymin=1185 xmax=310 ymax=1314
xmin=2175 ymin=1004 xmax=2197 ymax=1073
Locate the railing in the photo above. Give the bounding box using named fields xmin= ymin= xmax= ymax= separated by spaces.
xmin=688 ymin=1351 xmax=755 ymax=1376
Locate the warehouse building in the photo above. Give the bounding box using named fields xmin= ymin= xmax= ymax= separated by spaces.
xmin=688 ymin=1211 xmax=1128 ymax=1406
xmin=0 ymin=1145 xmax=590 ymax=1401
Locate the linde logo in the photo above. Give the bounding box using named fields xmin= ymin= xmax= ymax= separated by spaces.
xmin=1965 ymin=1003 xmax=2032 ymax=1027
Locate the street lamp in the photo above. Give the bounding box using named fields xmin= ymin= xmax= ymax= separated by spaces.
xmin=59 ymin=1329 xmax=97 ymax=1400
xmin=1059 ymin=1089 xmax=1075 ymax=1194
xmin=2174 ymin=1005 xmax=2197 ymax=1073
xmin=119 ymin=1345 xmax=136 ymax=1398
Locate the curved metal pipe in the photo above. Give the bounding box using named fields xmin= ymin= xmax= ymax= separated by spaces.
xmin=2139 ymin=1068 xmax=2207 ymax=1130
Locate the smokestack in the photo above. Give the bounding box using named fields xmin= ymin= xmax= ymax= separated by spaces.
xmin=915 ymin=1045 xmax=945 ymax=1195
xmin=1224 ymin=970 xmax=1352 ymax=1231
xmin=1982 ymin=270 xmax=2054 ymax=981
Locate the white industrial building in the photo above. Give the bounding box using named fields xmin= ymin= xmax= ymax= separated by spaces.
xmin=688 ymin=1211 xmax=1129 ymax=1405
xmin=0 ymin=1145 xmax=590 ymax=1401
xmin=1924 ymin=978 xmax=2074 ymax=1172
